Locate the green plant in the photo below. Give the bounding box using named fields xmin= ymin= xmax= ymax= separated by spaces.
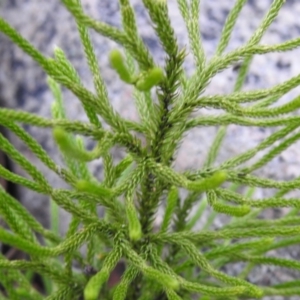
xmin=1 ymin=0 xmax=300 ymax=299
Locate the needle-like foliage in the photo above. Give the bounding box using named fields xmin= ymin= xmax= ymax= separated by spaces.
xmin=1 ymin=0 xmax=300 ymax=299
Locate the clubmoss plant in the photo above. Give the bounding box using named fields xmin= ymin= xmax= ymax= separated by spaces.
xmin=1 ymin=0 xmax=300 ymax=299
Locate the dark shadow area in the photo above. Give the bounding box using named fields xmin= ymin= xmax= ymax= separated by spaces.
xmin=0 ymin=124 xmax=46 ymax=295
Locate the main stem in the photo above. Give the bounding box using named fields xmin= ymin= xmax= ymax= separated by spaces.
xmin=129 ymin=52 xmax=183 ymax=299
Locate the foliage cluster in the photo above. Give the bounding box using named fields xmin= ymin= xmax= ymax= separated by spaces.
xmin=1 ymin=0 xmax=300 ymax=299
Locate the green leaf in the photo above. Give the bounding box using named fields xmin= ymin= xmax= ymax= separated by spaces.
xmin=84 ymin=247 xmax=122 ymax=300
xmin=187 ymin=171 xmax=227 ymax=192
xmin=76 ymin=180 xmax=114 ymax=198
xmin=125 ymin=190 xmax=142 ymax=241
xmin=160 ymin=186 xmax=178 ymax=233
xmin=136 ymin=67 xmax=165 ymax=91
xmin=113 ymin=266 xmax=139 ymax=300
xmin=109 ymin=49 xmax=133 ymax=83
xmin=0 ymin=132 xmax=51 ymax=192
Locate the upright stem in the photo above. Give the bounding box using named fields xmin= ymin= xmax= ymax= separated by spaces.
xmin=132 ymin=48 xmax=184 ymax=300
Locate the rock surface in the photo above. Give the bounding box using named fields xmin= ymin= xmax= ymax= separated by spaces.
xmin=1 ymin=0 xmax=300 ymax=298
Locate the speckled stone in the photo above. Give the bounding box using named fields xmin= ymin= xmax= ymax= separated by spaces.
xmin=1 ymin=1 xmax=300 ymax=298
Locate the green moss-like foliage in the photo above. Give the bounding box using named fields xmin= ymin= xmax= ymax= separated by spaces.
xmin=1 ymin=0 xmax=300 ymax=299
